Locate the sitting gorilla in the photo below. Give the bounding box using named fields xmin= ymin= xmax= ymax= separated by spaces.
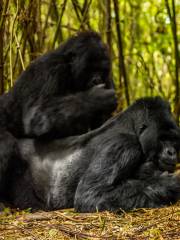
xmin=0 ymin=31 xmax=116 ymax=193
xmin=0 ymin=31 xmax=116 ymax=139
xmin=1 ymin=97 xmax=180 ymax=212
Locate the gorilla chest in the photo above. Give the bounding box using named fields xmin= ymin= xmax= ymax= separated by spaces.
xmin=31 ymin=149 xmax=84 ymax=208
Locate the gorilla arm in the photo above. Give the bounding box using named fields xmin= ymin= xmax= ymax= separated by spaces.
xmin=74 ymin=133 xmax=180 ymax=213
xmin=75 ymin=167 xmax=180 ymax=213
xmin=23 ymin=85 xmax=117 ymax=138
xmin=74 ymin=134 xmax=144 ymax=212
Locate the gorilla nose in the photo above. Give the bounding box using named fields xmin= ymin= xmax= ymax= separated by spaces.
xmin=164 ymin=146 xmax=176 ymax=159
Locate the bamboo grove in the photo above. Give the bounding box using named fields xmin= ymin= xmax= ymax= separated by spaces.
xmin=0 ymin=0 xmax=179 ymax=122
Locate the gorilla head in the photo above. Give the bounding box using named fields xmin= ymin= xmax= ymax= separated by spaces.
xmin=59 ymin=31 xmax=112 ymax=91
xmin=13 ymin=31 xmax=113 ymax=103
xmin=129 ymin=97 xmax=180 ymax=172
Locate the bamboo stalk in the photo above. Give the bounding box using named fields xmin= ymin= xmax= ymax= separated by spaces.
xmin=14 ymin=32 xmax=25 ymax=70
xmin=0 ymin=0 xmax=9 ymax=94
xmin=52 ymin=0 xmax=67 ymax=48
xmin=9 ymin=0 xmax=19 ymax=87
xmin=113 ymin=0 xmax=130 ymax=105
xmin=165 ymin=0 xmax=179 ymax=123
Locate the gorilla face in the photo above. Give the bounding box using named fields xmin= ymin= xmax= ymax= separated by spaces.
xmin=62 ymin=31 xmax=111 ymax=91
xmin=157 ymin=142 xmax=178 ymax=172
xmin=134 ymin=97 xmax=180 ymax=168
xmin=139 ymin=121 xmax=180 ymax=172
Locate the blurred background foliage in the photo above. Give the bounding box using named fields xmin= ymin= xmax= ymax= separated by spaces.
xmin=0 ymin=0 xmax=179 ymax=122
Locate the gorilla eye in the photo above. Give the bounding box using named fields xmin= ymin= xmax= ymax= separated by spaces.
xmin=139 ymin=124 xmax=147 ymax=135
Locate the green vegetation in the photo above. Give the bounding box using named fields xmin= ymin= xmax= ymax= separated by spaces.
xmin=0 ymin=0 xmax=179 ymax=121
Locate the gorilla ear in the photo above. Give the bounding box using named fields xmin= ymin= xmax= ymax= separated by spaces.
xmin=139 ymin=124 xmax=158 ymax=159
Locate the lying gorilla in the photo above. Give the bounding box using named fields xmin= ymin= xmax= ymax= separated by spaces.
xmin=2 ymin=97 xmax=180 ymax=212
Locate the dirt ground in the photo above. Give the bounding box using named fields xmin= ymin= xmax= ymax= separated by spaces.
xmin=0 ymin=201 xmax=179 ymax=240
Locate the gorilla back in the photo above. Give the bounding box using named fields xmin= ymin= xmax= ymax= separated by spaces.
xmin=7 ymin=97 xmax=180 ymax=212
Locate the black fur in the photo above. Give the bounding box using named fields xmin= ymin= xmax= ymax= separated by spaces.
xmin=0 ymin=31 xmax=116 ymax=138
xmin=2 ymin=97 xmax=180 ymax=212
xmin=0 ymin=31 xmax=116 ymax=193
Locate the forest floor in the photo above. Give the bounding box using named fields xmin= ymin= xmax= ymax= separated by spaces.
xmin=0 ymin=201 xmax=179 ymax=240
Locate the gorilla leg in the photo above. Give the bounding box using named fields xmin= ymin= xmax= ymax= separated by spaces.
xmin=75 ymin=172 xmax=180 ymax=212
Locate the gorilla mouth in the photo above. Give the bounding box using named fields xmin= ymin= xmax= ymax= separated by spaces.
xmin=159 ymin=159 xmax=177 ymax=172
